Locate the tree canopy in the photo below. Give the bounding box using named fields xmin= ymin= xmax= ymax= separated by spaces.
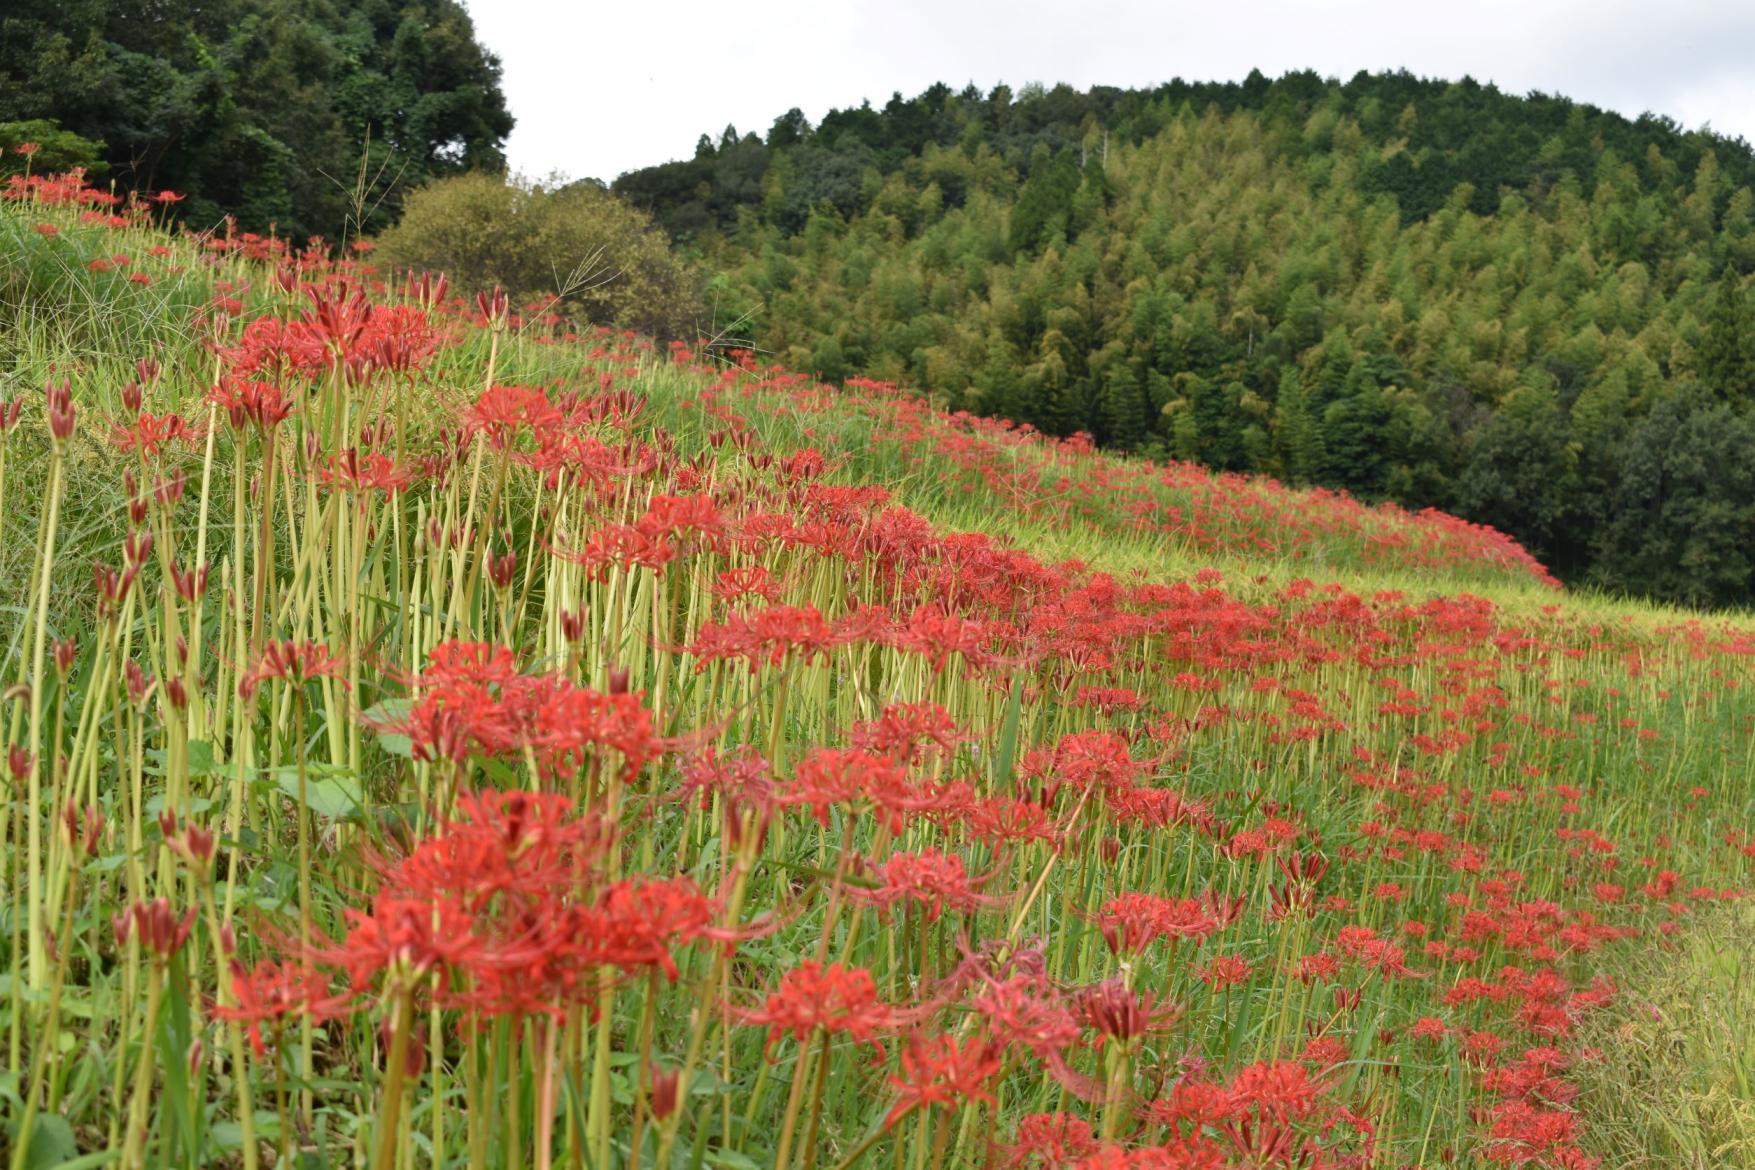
xmin=0 ymin=0 xmax=513 ymax=239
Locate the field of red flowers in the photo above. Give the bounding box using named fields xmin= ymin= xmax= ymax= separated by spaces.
xmin=0 ymin=169 xmax=1751 ymax=1170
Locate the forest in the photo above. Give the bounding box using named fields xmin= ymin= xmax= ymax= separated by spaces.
xmin=0 ymin=0 xmax=512 ymax=239
xmin=615 ymin=72 xmax=1755 ymax=607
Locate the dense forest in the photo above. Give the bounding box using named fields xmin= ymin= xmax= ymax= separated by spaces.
xmin=0 ymin=0 xmax=512 ymax=239
xmin=614 ymin=73 xmax=1755 ymax=607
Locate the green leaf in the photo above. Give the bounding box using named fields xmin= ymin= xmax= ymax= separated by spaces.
xmin=184 ymin=739 xmax=220 ymax=776
xmin=376 ymin=732 xmax=413 ymax=759
xmin=18 ymin=1113 xmax=78 ymax=1170
xmin=704 ymin=1151 xmax=761 ymax=1170
xmin=274 ymin=766 xmax=364 ymax=820
xmin=992 ymin=676 xmax=1024 ymax=789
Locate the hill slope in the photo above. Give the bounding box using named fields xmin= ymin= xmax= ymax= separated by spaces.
xmin=616 ymin=71 xmax=1755 ymax=608
xmin=1 ymin=172 xmax=1752 ymax=1170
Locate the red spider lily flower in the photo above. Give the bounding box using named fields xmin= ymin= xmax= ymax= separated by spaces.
xmin=1145 ymin=1077 xmax=1239 ymax=1134
xmin=550 ymin=523 xmax=676 ymax=580
xmin=380 ymin=643 xmax=662 ymax=781
xmin=218 ymin=316 xmax=328 ymax=380
xmin=215 ymin=959 xmax=350 ymax=1055
xmin=850 ymin=701 xmax=966 ymax=765
xmin=711 ymin=565 xmax=783 ymax=605
xmin=1076 ymin=979 xmax=1182 ymax=1044
xmin=114 ymin=898 xmax=196 ymax=959
xmin=685 ymin=604 xmax=843 ymax=673
xmin=883 ymin=1030 xmax=1003 ymax=1128
xmin=564 ymin=875 xmax=716 ymax=981
xmin=318 ymin=448 xmax=415 ymax=495
xmin=1097 ymin=893 xmax=1224 ymax=955
xmin=775 ymin=747 xmax=916 ymax=832
xmin=153 ymin=190 xmax=185 ymax=204
xmin=355 ymin=303 xmax=445 ymax=375
xmin=301 ymin=280 xmax=375 ymax=357
xmin=969 ymin=974 xmax=1081 ymax=1067
xmin=389 ymin=790 xmax=613 ymax=913
xmin=852 ymin=847 xmax=1005 ymax=922
xmin=736 ymin=961 xmax=893 ymax=1053
xmin=637 ymin=492 xmax=727 ymax=549
xmin=1000 ymin=1114 xmax=1100 ymax=1169
xmin=1226 ymin=1059 xmax=1325 ymax=1121
xmin=462 ymin=383 xmax=563 ymax=449
xmin=895 ymin=603 xmax=995 ymax=672
xmin=1019 ymin=731 xmax=1141 ymax=795
xmin=110 ymin=410 xmax=193 ymax=457
xmin=319 ymin=894 xmax=483 ymax=990
xmin=207 ymin=377 xmax=293 ymax=432
xmin=239 ymin=640 xmax=347 ymax=699
xmin=44 ymin=378 xmax=74 ymax=442
xmin=1196 ymin=954 xmax=1254 ymax=990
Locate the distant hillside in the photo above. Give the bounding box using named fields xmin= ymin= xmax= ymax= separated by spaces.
xmin=614 ymin=70 xmax=1755 ymax=608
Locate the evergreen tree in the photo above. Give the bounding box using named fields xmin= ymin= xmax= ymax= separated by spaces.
xmin=1697 ymin=265 xmax=1753 ymax=403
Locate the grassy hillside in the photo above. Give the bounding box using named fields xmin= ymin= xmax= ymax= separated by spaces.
xmin=0 ymin=173 xmax=1751 ymax=1170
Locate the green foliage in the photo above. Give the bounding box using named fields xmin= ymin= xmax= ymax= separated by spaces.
xmin=0 ymin=0 xmax=513 ymax=238
xmin=375 ymin=172 xmax=702 ymax=338
xmin=0 ymin=119 xmax=104 ymax=176
xmin=614 ymin=70 xmax=1755 ymax=606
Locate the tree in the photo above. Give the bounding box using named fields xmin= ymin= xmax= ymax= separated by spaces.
xmin=1696 ymin=265 xmax=1753 ymax=403
xmin=376 ymin=172 xmax=700 ymax=338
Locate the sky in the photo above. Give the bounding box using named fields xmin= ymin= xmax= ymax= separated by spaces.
xmin=463 ymin=0 xmax=1755 ymax=186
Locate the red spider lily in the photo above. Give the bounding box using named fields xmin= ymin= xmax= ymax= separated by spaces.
xmin=686 ymin=604 xmax=844 ymax=673
xmin=969 ymin=974 xmax=1081 ymax=1070
xmin=114 ymin=898 xmax=196 ymax=958
xmin=1196 ymin=954 xmax=1254 ymax=990
xmin=110 ymin=410 xmax=193 ymax=456
xmin=550 ymin=523 xmax=676 ymax=579
xmin=389 ymin=790 xmax=613 ymax=914
xmin=382 ymin=641 xmax=662 ymax=781
xmin=462 ymin=383 xmax=563 ymax=448
xmin=895 ymin=603 xmax=995 ymax=671
xmin=319 ymin=894 xmax=483 ymax=989
xmin=238 ymin=640 xmax=347 ymax=699
xmin=1077 ymin=979 xmax=1182 ymax=1044
xmin=1144 ymin=1077 xmax=1239 ymax=1134
xmin=356 ymin=303 xmax=444 ymax=374
xmin=883 ymin=1030 xmax=1003 ymax=1128
xmin=1226 ymin=1059 xmax=1326 ymax=1122
xmin=207 ymin=377 xmax=293 ymax=432
xmin=44 ymin=378 xmax=75 ymax=441
xmin=1096 ymin=893 xmax=1224 ymax=955
xmin=851 ymin=847 xmax=1005 ymax=922
xmin=1000 ymin=1114 xmax=1100 ymax=1169
xmin=712 ymin=565 xmax=783 ymax=605
xmin=1020 ymin=731 xmax=1142 ymax=796
xmin=218 ymin=315 xmax=328 ymax=379
xmin=736 ymin=961 xmax=893 ymax=1053
xmin=318 ymin=448 xmax=415 ymax=495
xmin=301 ymin=280 xmax=374 ymax=357
xmin=215 ymin=959 xmax=350 ymax=1055
xmin=775 ymin=747 xmax=916 ymax=832
xmin=850 ymin=701 xmax=967 ymax=764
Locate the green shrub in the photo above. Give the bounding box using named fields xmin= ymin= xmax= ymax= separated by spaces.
xmin=0 ymin=119 xmax=105 ymax=177
xmin=375 ymin=171 xmax=701 ymax=338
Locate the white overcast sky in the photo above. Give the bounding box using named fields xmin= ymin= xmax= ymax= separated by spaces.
xmin=462 ymin=0 xmax=1755 ymax=186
